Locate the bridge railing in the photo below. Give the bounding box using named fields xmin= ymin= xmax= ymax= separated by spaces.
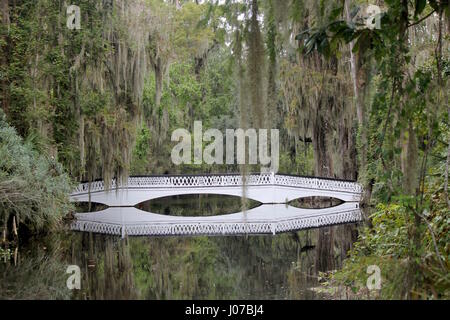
xmin=71 ymin=208 xmax=363 ymax=237
xmin=72 ymin=173 xmax=362 ymax=195
xmin=274 ymin=175 xmax=362 ymax=194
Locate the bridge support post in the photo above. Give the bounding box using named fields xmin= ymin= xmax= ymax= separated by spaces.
xmin=270 ymin=223 xmax=276 ymax=235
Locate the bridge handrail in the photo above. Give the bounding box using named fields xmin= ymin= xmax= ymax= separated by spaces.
xmin=72 ymin=173 xmax=363 ymax=195
xmin=71 ymin=208 xmax=363 ymax=236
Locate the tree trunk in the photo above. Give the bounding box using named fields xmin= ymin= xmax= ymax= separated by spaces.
xmin=0 ymin=0 xmax=10 ymax=116
xmin=154 ymin=61 xmax=163 ymax=113
xmin=312 ymin=109 xmax=332 ymax=178
xmin=446 ymin=104 xmax=450 ymax=208
xmin=345 ymin=0 xmax=368 ymax=206
xmin=248 ymin=0 xmax=265 ymax=129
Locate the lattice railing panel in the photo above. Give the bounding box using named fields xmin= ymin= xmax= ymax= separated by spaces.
xmin=72 ymin=173 xmax=362 ymax=196
xmin=274 ymin=175 xmax=362 ymax=193
xmin=71 ymin=221 xmax=122 ymax=235
xmin=71 ymin=209 xmax=362 ymax=237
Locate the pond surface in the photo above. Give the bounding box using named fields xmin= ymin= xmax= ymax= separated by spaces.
xmin=1 ymin=195 xmax=364 ymax=299
xmin=137 ymin=194 xmax=261 ymax=216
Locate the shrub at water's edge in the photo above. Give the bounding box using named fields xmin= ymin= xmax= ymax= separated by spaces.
xmin=329 ymin=197 xmax=449 ymax=299
xmin=0 ymin=109 xmax=74 ymax=237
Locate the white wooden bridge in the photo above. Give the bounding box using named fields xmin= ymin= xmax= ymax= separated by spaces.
xmin=69 ymin=173 xmax=364 ymax=237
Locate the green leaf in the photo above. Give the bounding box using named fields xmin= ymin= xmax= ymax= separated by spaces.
xmin=414 ymin=0 xmax=427 ymax=18
xmin=295 ymin=29 xmax=310 ymax=41
xmin=428 ymin=0 xmax=439 ymax=11
xmin=350 ymin=5 xmax=360 ymax=20
xmin=330 ymin=5 xmax=344 ymax=21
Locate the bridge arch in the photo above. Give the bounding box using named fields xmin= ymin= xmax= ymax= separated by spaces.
xmin=70 ymin=173 xmax=363 ymax=207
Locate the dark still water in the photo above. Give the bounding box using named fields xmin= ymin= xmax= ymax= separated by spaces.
xmin=1 ymin=195 xmax=362 ymax=299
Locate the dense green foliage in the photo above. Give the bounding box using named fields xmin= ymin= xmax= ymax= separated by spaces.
xmin=0 ymin=0 xmax=448 ymax=299
xmin=297 ymin=0 xmax=449 ymax=298
xmin=0 ymin=109 xmax=72 ymax=233
xmin=334 ymin=196 xmax=449 ymax=299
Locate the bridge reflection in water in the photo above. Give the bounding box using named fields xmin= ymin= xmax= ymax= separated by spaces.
xmin=72 ymin=203 xmax=362 ymax=237
xmin=70 ymin=173 xmax=363 ymax=237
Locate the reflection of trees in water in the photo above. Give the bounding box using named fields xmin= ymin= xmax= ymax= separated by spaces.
xmin=74 ymin=234 xmax=310 ymax=299
xmin=0 ymin=234 xmax=72 ymax=299
xmin=1 ymin=221 xmax=360 ymax=299
xmin=74 ymin=222 xmax=359 ymax=299
xmin=71 ymin=233 xmax=138 ymax=300
xmin=137 ymin=194 xmax=260 ymax=216
xmin=287 ymin=224 xmax=361 ymax=299
xmin=289 ymin=196 xmax=343 ymax=209
xmin=128 ymin=195 xmax=362 ymax=299
xmin=130 ymin=237 xmax=238 ymax=299
xmin=217 ymin=235 xmax=303 ymax=299
xmin=130 ymin=235 xmax=301 ymax=299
